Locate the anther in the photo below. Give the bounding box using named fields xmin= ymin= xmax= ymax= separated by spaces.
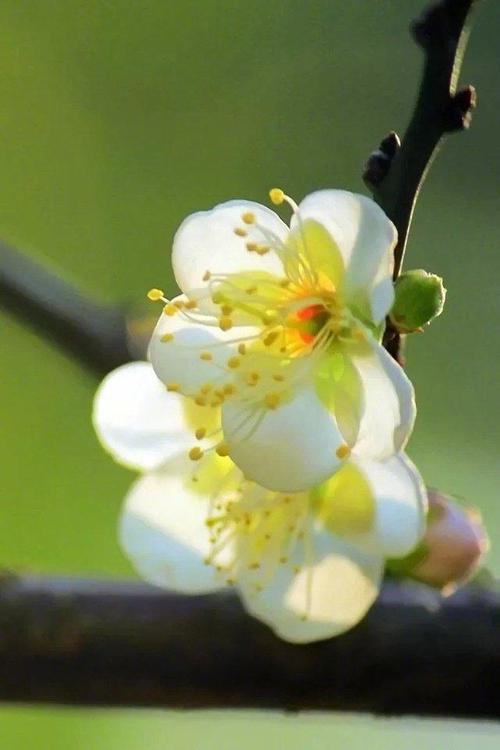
xmin=215 ymin=442 xmax=230 ymax=457
xmin=227 ymin=356 xmax=241 ymax=369
xmin=336 ymin=444 xmax=351 ymax=459
xmin=221 ymin=304 xmax=233 ymax=316
xmin=264 ymin=331 xmax=279 ymax=346
xmin=246 ymin=242 xmax=258 ymax=253
xmin=238 ymin=343 xmax=247 ymax=355
xmin=223 ymin=383 xmax=236 ymax=395
xmin=256 ymin=245 xmax=270 ymax=255
xmin=272 ymin=373 xmax=285 ymax=382
xmin=264 ymin=392 xmax=281 ymax=409
xmin=269 ymin=188 xmax=285 ymax=205
xmin=242 ymin=211 xmax=255 ymax=224
xmin=195 ymin=427 xmax=207 ymax=440
xmin=246 ymin=285 xmax=258 ymax=294
xmin=147 ymin=288 xmax=164 ymax=301
xmin=161 ymin=333 xmax=174 ymax=343
xmin=203 ymin=270 xmax=211 ymax=281
xmin=184 ymin=299 xmax=198 ymax=310
xmin=234 ymin=227 xmax=247 ymax=237
xmin=219 ymin=316 xmax=233 ymax=331
xmin=188 ymin=446 xmax=204 ymax=461
xmin=163 ymin=303 xmax=178 ymax=316
xmin=200 ymin=351 xmax=213 ymax=361
xmin=194 ymin=396 xmax=207 ymax=406
xmin=166 ymin=383 xmax=180 ymax=392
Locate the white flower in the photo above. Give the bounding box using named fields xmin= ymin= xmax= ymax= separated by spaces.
xmin=93 ymin=361 xmax=427 ymax=644
xmin=147 ymin=189 xmax=415 ymax=492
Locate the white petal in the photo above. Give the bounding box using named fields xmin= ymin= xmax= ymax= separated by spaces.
xmin=172 ymin=200 xmax=288 ymax=295
xmin=239 ymin=529 xmax=383 ymax=643
xmin=93 ymin=362 xmax=194 ymax=471
xmin=350 ymin=339 xmax=415 ymax=459
xmin=349 ymin=454 xmax=428 ymax=558
xmin=120 ymin=466 xmax=233 ymax=593
xmin=294 ymin=190 xmax=397 ymax=323
xmin=221 ymin=386 xmax=345 ymax=492
xmin=149 ymin=301 xmax=258 ymax=396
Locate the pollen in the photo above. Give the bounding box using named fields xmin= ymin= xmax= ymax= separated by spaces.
xmin=221 ymin=304 xmax=233 ymax=316
xmin=269 ymin=188 xmax=285 ymax=205
xmin=189 ymin=447 xmax=204 ymax=461
xmin=242 ymin=211 xmax=255 ymax=224
xmin=219 ymin=316 xmax=233 ymax=331
xmin=238 ymin=343 xmax=247 ymax=355
xmin=147 ymin=288 xmax=164 ymax=301
xmin=264 ymin=392 xmax=281 ymax=410
xmin=227 ymin=356 xmax=241 ymax=369
xmin=336 ymin=444 xmax=351 ymax=459
xmin=234 ymin=227 xmax=247 ymax=237
xmin=256 ymin=245 xmax=270 ymax=255
xmin=223 ymin=383 xmax=237 ymax=396
xmin=184 ymin=299 xmax=198 ymax=310
xmin=195 ymin=427 xmax=207 ymax=440
xmin=215 ymin=442 xmax=230 ymax=457
xmin=200 ymin=351 xmax=213 ymax=361
xmin=163 ymin=303 xmax=178 ymax=316
xmin=166 ymin=383 xmax=180 ymax=392
xmin=246 ymin=242 xmax=258 ymax=253
xmin=194 ymin=395 xmax=207 ymax=406
xmin=161 ymin=333 xmax=174 ymax=343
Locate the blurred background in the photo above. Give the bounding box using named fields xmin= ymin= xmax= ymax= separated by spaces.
xmin=0 ymin=0 xmax=498 ymax=746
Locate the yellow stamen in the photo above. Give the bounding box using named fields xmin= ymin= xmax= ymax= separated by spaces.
xmin=189 ymin=447 xmax=204 ymax=461
xmin=195 ymin=427 xmax=207 ymax=440
xmin=185 ymin=299 xmax=198 ymax=310
xmin=227 ymin=356 xmax=241 ymax=369
xmin=234 ymin=227 xmax=247 ymax=237
xmin=215 ymin=442 xmax=230 ymax=457
xmin=219 ymin=316 xmax=233 ymax=331
xmin=161 ymin=333 xmax=174 ymax=343
xmin=238 ymin=343 xmax=247 ymax=355
xmin=272 ymin=373 xmax=285 ymax=382
xmin=223 ymin=384 xmax=236 ymax=396
xmin=166 ymin=383 xmax=180 ymax=392
xmin=336 ymin=444 xmax=351 ymax=459
xmin=147 ymin=288 xmax=164 ymax=301
xmin=221 ymin=304 xmax=234 ymax=316
xmin=200 ymin=383 xmax=212 ymax=394
xmin=246 ymin=242 xmax=258 ymax=253
xmin=163 ymin=303 xmax=178 ymax=316
xmin=264 ymin=331 xmax=279 ymax=346
xmin=203 ymin=270 xmax=211 ymax=281
xmin=195 ymin=396 xmax=207 ymax=406
xmin=264 ymin=392 xmax=281 ymax=409
xmin=269 ymin=188 xmax=285 ymax=205
xmin=242 ymin=211 xmax=255 ymax=224
xmin=200 ymin=351 xmax=213 ymax=361
xmin=256 ymin=245 xmax=270 ymax=255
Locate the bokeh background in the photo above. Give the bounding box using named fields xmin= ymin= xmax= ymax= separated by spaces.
xmin=0 ymin=0 xmax=498 ymax=747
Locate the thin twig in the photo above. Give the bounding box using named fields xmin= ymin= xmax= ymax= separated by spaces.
xmin=0 ymin=573 xmax=498 ymax=718
xmin=364 ymin=0 xmax=479 ymax=361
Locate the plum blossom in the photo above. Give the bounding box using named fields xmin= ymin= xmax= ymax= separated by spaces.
xmin=146 ymin=189 xmax=415 ymax=492
xmin=93 ymin=361 xmax=426 ymax=643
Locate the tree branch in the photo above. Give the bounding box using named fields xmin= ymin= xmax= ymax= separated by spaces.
xmin=0 ymin=241 xmax=135 ymax=375
xmin=363 ymin=0 xmax=479 ymax=361
xmin=0 ymin=573 xmax=498 ymax=718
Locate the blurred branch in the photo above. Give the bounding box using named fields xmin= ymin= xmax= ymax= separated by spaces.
xmin=0 ymin=573 xmax=498 ymax=718
xmin=0 ymin=241 xmax=136 ymax=375
xmin=363 ymin=0 xmax=480 ymax=361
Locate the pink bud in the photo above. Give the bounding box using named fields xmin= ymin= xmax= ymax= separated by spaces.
xmin=411 ymin=490 xmax=489 ymax=595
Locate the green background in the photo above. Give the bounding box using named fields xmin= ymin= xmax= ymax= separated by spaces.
xmin=0 ymin=0 xmax=498 ymax=746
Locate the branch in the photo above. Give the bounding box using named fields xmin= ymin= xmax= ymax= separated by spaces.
xmin=0 ymin=241 xmax=136 ymax=375
xmin=0 ymin=573 xmax=498 ymax=718
xmin=363 ymin=0 xmax=480 ymax=360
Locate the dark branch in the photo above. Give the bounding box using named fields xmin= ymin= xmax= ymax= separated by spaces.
xmin=0 ymin=241 xmax=135 ymax=375
xmin=0 ymin=573 xmax=498 ymax=718
xmin=363 ymin=0 xmax=480 ymax=361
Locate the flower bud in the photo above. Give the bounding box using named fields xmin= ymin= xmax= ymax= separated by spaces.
xmin=408 ymin=490 xmax=489 ymax=595
xmin=390 ymin=269 xmax=446 ymax=333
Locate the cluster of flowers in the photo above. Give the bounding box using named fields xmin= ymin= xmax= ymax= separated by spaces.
xmin=94 ymin=188 xmax=429 ymax=643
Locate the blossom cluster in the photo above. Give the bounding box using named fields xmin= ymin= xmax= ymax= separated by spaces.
xmin=94 ymin=189 xmax=428 ymax=642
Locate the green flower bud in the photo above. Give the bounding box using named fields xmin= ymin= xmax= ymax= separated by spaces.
xmin=390 ymin=269 xmax=446 ymax=333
